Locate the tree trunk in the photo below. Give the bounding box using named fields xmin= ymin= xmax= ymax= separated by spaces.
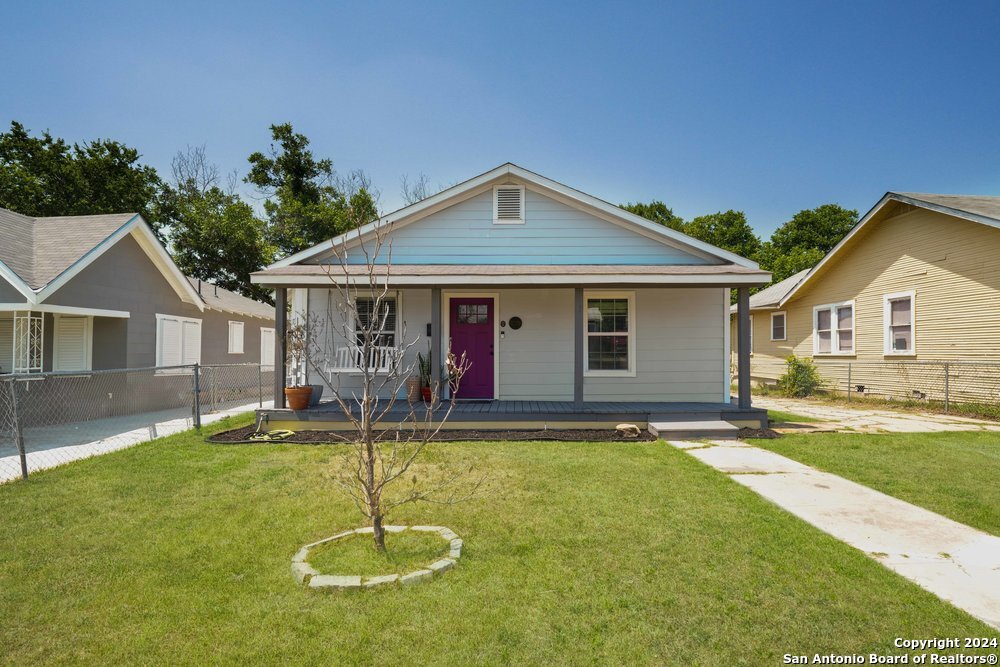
xmin=372 ymin=514 xmax=386 ymax=552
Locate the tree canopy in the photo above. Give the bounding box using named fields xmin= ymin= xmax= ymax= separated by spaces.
xmin=619 ymin=200 xmax=685 ymax=231
xmin=0 ymin=121 xmax=162 ymax=226
xmin=768 ymin=203 xmax=857 ymax=255
xmin=684 ymin=210 xmax=762 ymax=261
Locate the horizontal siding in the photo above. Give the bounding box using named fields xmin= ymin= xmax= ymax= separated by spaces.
xmin=497 ymin=289 xmax=574 ymax=400
xmin=336 ymin=188 xmax=714 ymax=266
xmin=585 ymin=288 xmax=726 ymax=402
xmin=738 ymin=208 xmax=1000 ymax=391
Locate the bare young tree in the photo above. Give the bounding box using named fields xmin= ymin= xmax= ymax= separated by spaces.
xmin=297 ymin=221 xmax=478 ymax=552
xmin=400 ymin=172 xmax=433 ymax=205
xmin=171 ymin=144 xmax=220 ymax=196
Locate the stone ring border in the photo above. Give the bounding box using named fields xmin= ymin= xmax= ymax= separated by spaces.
xmin=291 ymin=525 xmax=462 ymax=591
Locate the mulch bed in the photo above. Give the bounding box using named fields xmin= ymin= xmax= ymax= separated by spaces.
xmin=738 ymin=427 xmax=780 ymax=439
xmin=207 ymin=424 xmax=658 ymax=444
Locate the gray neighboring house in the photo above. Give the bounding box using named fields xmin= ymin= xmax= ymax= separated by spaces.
xmin=0 ymin=207 xmax=275 ymax=374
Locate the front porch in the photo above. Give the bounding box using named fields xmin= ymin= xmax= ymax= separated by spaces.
xmin=257 ymin=397 xmax=767 ymax=432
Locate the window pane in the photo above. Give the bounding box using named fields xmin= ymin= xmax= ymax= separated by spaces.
xmin=817 ymin=331 xmax=832 ymax=353
xmin=891 ymin=325 xmax=911 ymax=352
xmin=837 ymin=305 xmax=853 ymax=329
xmin=890 ymin=298 xmax=911 ymax=326
xmin=816 ymin=309 xmax=831 ymax=330
xmin=587 ymin=299 xmax=628 ymax=333
xmin=838 ymin=330 xmax=853 ymax=352
xmin=357 ymin=298 xmax=396 ymax=332
xmin=587 ymin=335 xmax=629 ymax=370
xmin=772 ymin=314 xmax=785 ymax=339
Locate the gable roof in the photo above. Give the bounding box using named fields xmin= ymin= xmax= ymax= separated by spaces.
xmin=729 ymin=268 xmax=810 ymax=313
xmin=777 ymin=191 xmax=1000 ymax=307
xmin=186 ymin=277 xmax=274 ymax=320
xmin=267 ymin=163 xmax=760 ymax=270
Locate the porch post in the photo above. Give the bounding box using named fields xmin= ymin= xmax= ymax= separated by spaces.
xmin=431 ymin=287 xmax=442 ymax=390
xmin=574 ymin=287 xmax=584 ymax=407
xmin=736 ymin=286 xmax=751 ymax=410
xmin=274 ymin=287 xmax=287 ymax=409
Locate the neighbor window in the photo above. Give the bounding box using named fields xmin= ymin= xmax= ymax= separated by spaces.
xmin=814 ymin=302 xmax=854 ymax=355
xmin=0 ymin=317 xmax=13 ymax=373
xmin=53 ymin=315 xmax=93 ymax=372
xmin=585 ymin=291 xmax=635 ymax=376
xmin=355 ymin=297 xmax=397 ymax=347
xmin=228 ymin=321 xmax=245 ymax=354
xmin=770 ymin=312 xmax=786 ymax=341
xmin=260 ymin=327 xmax=275 ymax=369
xmin=156 ymin=314 xmax=202 ymax=367
xmin=883 ymin=291 xmax=915 ymax=355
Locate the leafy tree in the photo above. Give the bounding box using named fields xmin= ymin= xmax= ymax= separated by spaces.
xmin=246 ymin=123 xmax=377 ymax=256
xmin=684 ymin=209 xmax=762 ymax=260
xmin=0 ymin=121 xmax=162 ymax=228
xmin=754 ymin=243 xmax=824 ymax=285
xmin=768 ymin=204 xmax=857 ymax=255
xmin=620 ymin=200 xmax=685 ymax=231
xmin=157 ymin=146 xmax=274 ymax=302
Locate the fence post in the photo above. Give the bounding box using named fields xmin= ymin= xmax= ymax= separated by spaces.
xmin=258 ymin=363 xmax=263 ymax=408
xmin=847 ymin=363 xmax=852 ymax=403
xmin=7 ymin=380 xmax=28 ymax=480
xmin=192 ymin=363 xmax=202 ymax=429
xmin=943 ymin=362 xmax=950 ymax=414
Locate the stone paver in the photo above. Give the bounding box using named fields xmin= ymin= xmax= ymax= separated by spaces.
xmin=669 ymin=438 xmax=1000 ymax=630
xmin=400 ymin=569 xmax=434 ymax=586
xmin=363 ymin=573 xmax=400 ymax=588
xmin=309 ymin=574 xmax=362 ymax=591
xmin=756 ymin=396 xmax=1000 ymax=433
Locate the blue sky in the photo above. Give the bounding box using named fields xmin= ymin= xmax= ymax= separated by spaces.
xmin=2 ymin=1 xmax=998 ymax=235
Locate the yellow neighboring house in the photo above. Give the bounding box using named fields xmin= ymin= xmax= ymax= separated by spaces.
xmin=734 ymin=192 xmax=1000 ymax=399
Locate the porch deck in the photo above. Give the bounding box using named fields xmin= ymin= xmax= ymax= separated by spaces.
xmin=257 ymin=398 xmax=767 ymax=431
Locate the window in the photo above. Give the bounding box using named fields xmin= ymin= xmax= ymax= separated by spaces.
xmin=493 ymin=185 xmax=524 ymax=224
xmin=53 ymin=315 xmax=93 ymax=372
xmin=156 ymin=314 xmax=202 ymax=367
xmin=355 ymin=297 xmax=397 ymax=347
xmin=770 ymin=312 xmax=786 ymax=341
xmin=260 ymin=327 xmax=275 ymax=369
xmin=228 ymin=321 xmax=245 ymax=354
xmin=814 ymin=301 xmax=854 ymax=355
xmin=884 ymin=291 xmax=915 ymax=355
xmin=0 ymin=318 xmax=12 ymax=374
xmin=584 ymin=291 xmax=635 ymax=376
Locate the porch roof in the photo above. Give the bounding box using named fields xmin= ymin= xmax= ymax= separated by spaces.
xmin=251 ymin=263 xmax=771 ymax=288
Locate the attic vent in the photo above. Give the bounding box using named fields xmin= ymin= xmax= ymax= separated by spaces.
xmin=493 ymin=185 xmax=525 ymax=224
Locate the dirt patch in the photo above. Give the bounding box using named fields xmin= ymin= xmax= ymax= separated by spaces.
xmin=208 ymin=424 xmax=657 ymax=444
xmin=737 ymin=427 xmax=781 ymax=439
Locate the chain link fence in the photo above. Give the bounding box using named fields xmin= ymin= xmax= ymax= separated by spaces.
xmin=807 ymin=360 xmax=1000 ymax=415
xmin=0 ymin=363 xmax=274 ymax=482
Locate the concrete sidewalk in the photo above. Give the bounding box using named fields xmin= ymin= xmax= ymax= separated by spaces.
xmin=670 ymin=439 xmax=1000 ymax=630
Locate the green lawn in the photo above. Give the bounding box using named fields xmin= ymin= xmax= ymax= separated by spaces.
xmin=0 ymin=416 xmax=995 ymax=664
xmin=308 ymin=530 xmax=449 ymax=577
xmin=759 ymin=431 xmax=1000 ymax=536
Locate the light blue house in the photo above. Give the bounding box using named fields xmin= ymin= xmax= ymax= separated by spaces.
xmin=252 ymin=164 xmax=769 ymax=433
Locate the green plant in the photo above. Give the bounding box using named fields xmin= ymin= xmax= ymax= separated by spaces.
xmin=417 ymin=351 xmax=432 ymax=387
xmin=777 ymin=355 xmax=824 ymax=397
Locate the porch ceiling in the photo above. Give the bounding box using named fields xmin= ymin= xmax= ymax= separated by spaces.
xmin=251 ymin=263 xmax=771 ymax=288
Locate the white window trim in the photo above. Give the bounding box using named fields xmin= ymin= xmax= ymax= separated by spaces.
xmin=52 ymin=314 xmax=93 ymax=372
xmin=340 ymin=293 xmax=402 ymax=375
xmin=155 ymin=313 xmax=202 ymax=369
xmin=883 ymin=290 xmax=916 ymax=356
xmin=749 ymin=314 xmax=753 ymax=356
xmin=492 ymin=184 xmax=525 ymax=225
xmin=260 ymin=327 xmax=276 ymax=369
xmin=813 ymin=300 xmax=855 ymax=356
xmin=770 ymin=311 xmax=787 ymax=342
xmin=228 ymin=320 xmax=245 ymax=354
xmin=583 ymin=290 xmax=637 ymax=378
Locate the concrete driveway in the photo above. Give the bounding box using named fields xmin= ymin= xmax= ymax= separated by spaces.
xmin=670 ymin=438 xmax=1000 ymax=630
xmin=756 ymin=396 xmax=1000 ymax=433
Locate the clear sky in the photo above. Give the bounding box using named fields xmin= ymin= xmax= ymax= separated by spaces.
xmin=2 ymin=1 xmax=998 ymax=235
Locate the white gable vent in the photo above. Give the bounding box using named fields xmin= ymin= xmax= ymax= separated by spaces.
xmin=493 ymin=185 xmax=525 ymax=224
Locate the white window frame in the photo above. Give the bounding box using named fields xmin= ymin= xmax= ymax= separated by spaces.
xmin=883 ymin=290 xmax=916 ymax=356
xmin=338 ymin=293 xmax=401 ymax=374
xmin=770 ymin=311 xmax=787 ymax=341
xmin=749 ymin=314 xmax=753 ymax=355
xmin=492 ymin=184 xmax=525 ymax=225
xmin=52 ymin=314 xmax=93 ymax=372
xmin=12 ymin=311 xmax=44 ymax=374
xmin=155 ymin=313 xmax=202 ymax=369
xmin=260 ymin=327 xmax=276 ymax=369
xmin=228 ymin=320 xmax=245 ymax=354
xmin=583 ymin=290 xmax=637 ymax=377
xmin=813 ymin=300 xmax=855 ymax=356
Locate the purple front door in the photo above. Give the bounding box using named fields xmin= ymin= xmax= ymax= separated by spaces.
xmin=450 ymin=297 xmax=494 ymax=399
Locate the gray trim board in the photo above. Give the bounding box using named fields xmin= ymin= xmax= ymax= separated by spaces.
xmin=574 ymin=287 xmax=583 ymax=406
xmin=275 ymin=288 xmax=287 ymax=409
xmin=737 ymin=287 xmax=751 ymax=410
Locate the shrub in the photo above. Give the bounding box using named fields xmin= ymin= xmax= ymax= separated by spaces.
xmin=777 ymin=355 xmax=823 ymax=397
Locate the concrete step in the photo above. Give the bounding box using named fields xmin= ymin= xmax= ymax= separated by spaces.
xmin=647 ymin=420 xmax=740 ymax=440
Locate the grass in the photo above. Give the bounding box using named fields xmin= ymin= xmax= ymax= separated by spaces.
xmin=308 ymin=530 xmax=449 ymax=577
xmin=0 ymin=415 xmax=996 ymax=663
xmin=767 ymin=409 xmax=822 ymax=425
xmin=759 ymin=431 xmax=1000 ymax=535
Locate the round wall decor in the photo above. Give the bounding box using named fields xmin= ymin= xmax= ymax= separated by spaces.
xmin=509 ymin=316 xmax=523 ymax=330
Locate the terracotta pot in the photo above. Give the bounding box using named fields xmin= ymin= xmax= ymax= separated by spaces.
xmin=420 ymin=386 xmax=432 ymax=402
xmin=285 ymin=386 xmax=313 ymax=411
xmin=405 ymin=377 xmax=421 ymax=403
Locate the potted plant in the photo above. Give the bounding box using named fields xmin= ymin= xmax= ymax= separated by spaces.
xmin=417 ymin=351 xmax=433 ymax=402
xmin=284 ymin=323 xmax=313 ymax=410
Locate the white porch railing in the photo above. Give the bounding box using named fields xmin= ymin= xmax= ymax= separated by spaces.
xmin=325 ymin=345 xmax=403 ymax=374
